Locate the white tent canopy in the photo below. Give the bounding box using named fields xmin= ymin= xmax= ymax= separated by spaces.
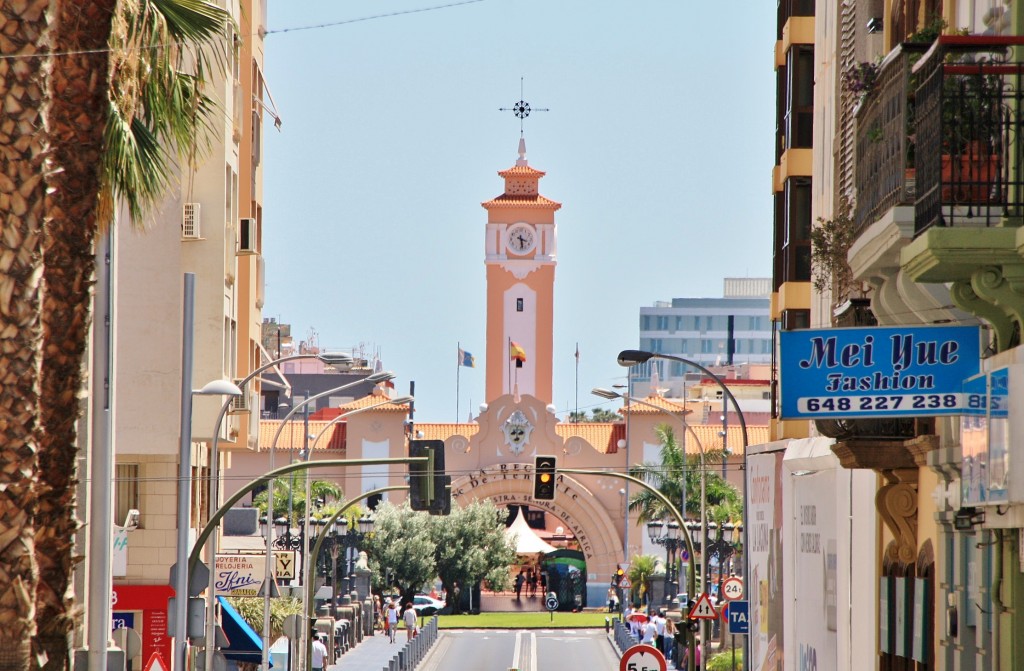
xmin=505 ymin=508 xmax=558 ymax=555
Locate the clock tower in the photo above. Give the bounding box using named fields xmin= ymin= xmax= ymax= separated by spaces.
xmin=482 ymin=139 xmax=561 ymax=404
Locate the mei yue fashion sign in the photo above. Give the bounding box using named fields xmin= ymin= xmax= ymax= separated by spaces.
xmin=780 ymin=325 xmax=981 ymax=419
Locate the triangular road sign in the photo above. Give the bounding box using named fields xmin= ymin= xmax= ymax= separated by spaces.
xmin=143 ymin=652 xmax=169 ymax=671
xmin=688 ymin=593 xmax=717 ymax=620
xmin=619 ymin=577 xmax=632 ymax=589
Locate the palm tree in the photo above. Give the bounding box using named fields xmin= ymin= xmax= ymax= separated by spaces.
xmin=626 ymin=554 xmax=659 ymax=608
xmin=629 ymin=424 xmax=740 ymax=522
xmin=0 ymin=5 xmax=53 ymax=667
xmin=32 ymin=1 xmax=229 ymax=667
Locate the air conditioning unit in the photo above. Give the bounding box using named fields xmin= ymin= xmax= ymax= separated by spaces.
xmin=238 ymin=217 xmax=257 ymax=254
xmin=182 ymin=203 xmax=201 ymax=239
xmin=230 ymin=379 xmax=250 ymax=413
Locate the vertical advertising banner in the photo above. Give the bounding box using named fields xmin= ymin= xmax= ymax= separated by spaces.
xmin=792 ymin=471 xmax=838 ymax=670
xmin=749 ymin=452 xmax=784 ymax=671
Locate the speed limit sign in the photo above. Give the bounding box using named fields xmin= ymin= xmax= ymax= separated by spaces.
xmin=619 ymin=644 xmax=667 ymax=671
xmin=722 ymin=576 xmax=745 ymax=601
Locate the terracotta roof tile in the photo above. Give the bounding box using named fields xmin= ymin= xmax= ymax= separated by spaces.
xmin=337 ymin=394 xmax=412 ymax=413
xmin=498 ymin=165 xmax=546 ymax=178
xmin=258 ymin=419 xmax=346 ymax=452
xmin=556 ymin=422 xmax=625 ymax=454
xmin=481 ymin=194 xmax=562 ymax=209
xmin=413 ymin=423 xmax=480 ymax=441
xmin=620 ymin=395 xmax=690 ymax=416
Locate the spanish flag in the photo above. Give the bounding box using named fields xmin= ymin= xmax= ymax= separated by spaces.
xmin=510 ymin=341 xmax=527 ymax=367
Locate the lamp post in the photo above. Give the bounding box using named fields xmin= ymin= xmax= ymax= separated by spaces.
xmin=199 ymin=352 xmax=343 ymax=671
xmin=331 ymin=515 xmax=375 ymax=598
xmin=173 ymin=276 xmax=244 ymax=671
xmin=647 ymin=520 xmax=686 ymax=604
xmin=262 ymin=388 xmax=408 ymax=671
xmin=616 ymin=351 xmax=749 ymax=671
xmin=592 ymin=388 xmax=707 ymax=604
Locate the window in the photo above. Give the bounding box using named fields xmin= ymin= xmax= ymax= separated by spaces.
xmin=785 ymin=45 xmax=814 ymax=149
xmin=115 ymin=464 xmax=139 ymax=528
xmin=516 ymin=298 xmax=524 ymax=312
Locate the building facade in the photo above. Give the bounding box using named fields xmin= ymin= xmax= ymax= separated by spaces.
xmin=769 ymin=2 xmax=1024 ymax=671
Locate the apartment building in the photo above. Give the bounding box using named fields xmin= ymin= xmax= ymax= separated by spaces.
xmin=765 ymin=2 xmax=1024 ymax=670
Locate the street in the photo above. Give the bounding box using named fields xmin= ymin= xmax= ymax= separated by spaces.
xmin=419 ymin=629 xmax=618 ymax=671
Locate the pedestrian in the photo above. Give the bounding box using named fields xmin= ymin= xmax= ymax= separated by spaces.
xmin=527 ymin=570 xmax=537 ymax=597
xmin=664 ymin=616 xmax=677 ymax=666
xmin=386 ymin=599 xmax=399 ymax=643
xmin=540 ymin=571 xmax=547 ymax=594
xmin=653 ymin=610 xmax=666 ymax=654
xmin=641 ymin=614 xmax=658 ymax=647
xmin=452 ymin=581 xmax=461 ymax=613
xmin=311 ymin=631 xmax=328 ymax=671
xmin=373 ymin=595 xmax=382 ymax=631
xmin=403 ymin=602 xmax=418 ymax=640
xmin=515 ymin=570 xmax=525 ymax=599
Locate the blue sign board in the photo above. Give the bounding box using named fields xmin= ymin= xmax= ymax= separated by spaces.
xmin=728 ymin=600 xmax=749 ymax=635
xmin=112 ymin=612 xmax=134 ymax=632
xmin=780 ymin=325 xmax=981 ymax=419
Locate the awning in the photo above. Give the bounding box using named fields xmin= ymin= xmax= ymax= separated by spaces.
xmin=217 ymin=596 xmax=264 ymax=664
xmin=782 ymin=436 xmax=839 ymax=473
xmin=505 ymin=508 xmax=558 ymax=555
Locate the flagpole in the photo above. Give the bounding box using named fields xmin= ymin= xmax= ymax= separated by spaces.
xmin=574 ymin=342 xmax=579 ymax=423
xmin=456 ymin=342 xmax=461 ymax=424
xmin=507 ymin=337 xmax=511 ymax=396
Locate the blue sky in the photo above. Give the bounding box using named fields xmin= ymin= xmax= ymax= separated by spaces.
xmin=262 ymin=0 xmax=776 ymax=423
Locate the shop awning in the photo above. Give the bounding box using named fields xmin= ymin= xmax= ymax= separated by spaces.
xmin=782 ymin=436 xmax=838 ymax=473
xmin=217 ymin=596 xmax=264 ymax=664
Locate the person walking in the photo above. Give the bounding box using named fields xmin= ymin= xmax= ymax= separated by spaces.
xmin=527 ymin=570 xmax=537 ymax=597
xmin=311 ymin=631 xmax=328 ymax=671
xmin=515 ymin=570 xmax=525 ymax=599
xmin=386 ymin=599 xmax=399 ymax=643
xmin=653 ymin=610 xmax=667 ymax=655
xmin=641 ymin=613 xmax=658 ymax=647
xmin=403 ymin=602 xmax=418 ymax=641
xmin=664 ymin=616 xmax=677 ymax=667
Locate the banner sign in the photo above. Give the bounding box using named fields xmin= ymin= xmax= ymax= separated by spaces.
xmin=780 ymin=325 xmax=980 ymax=419
xmin=215 ymin=554 xmax=264 ymax=596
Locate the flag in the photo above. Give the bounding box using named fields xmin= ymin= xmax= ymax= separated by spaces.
xmin=458 ymin=348 xmax=475 ymax=368
xmin=575 ymin=343 xmax=580 ymax=362
xmin=510 ymin=341 xmax=527 ymax=363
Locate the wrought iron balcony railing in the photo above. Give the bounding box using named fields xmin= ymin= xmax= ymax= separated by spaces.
xmin=854 ymin=44 xmax=928 ymax=237
xmin=914 ymin=35 xmax=1024 ymax=234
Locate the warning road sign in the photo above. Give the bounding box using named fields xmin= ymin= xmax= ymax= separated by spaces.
xmin=143 ymin=652 xmax=168 ymax=671
xmin=688 ymin=593 xmax=717 ymax=620
xmin=619 ymin=577 xmax=632 ymax=589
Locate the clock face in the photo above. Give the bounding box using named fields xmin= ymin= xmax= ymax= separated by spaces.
xmin=506 ymin=225 xmax=536 ymax=255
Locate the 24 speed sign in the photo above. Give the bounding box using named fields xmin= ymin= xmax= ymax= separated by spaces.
xmin=619 ymin=645 xmax=667 ymax=671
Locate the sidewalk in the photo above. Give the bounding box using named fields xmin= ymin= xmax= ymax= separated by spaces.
xmin=328 ymin=628 xmax=427 ymax=671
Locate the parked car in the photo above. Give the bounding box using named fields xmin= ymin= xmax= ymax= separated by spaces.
xmin=412 ymin=594 xmax=446 ymax=616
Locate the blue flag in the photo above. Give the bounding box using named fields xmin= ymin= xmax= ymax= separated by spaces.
xmin=458 ymin=348 xmax=475 ymax=368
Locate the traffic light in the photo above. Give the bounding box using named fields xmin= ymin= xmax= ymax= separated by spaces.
xmin=533 ymin=455 xmax=557 ymax=500
xmin=612 ymin=568 xmax=624 ymax=586
xmin=409 ymin=439 xmax=447 ymax=512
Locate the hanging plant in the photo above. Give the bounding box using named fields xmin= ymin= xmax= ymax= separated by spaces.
xmin=841 ymin=61 xmax=880 ymax=97
xmin=810 ymin=197 xmax=857 ymax=297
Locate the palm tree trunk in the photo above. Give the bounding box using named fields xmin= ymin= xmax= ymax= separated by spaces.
xmin=36 ymin=4 xmax=117 ymax=669
xmin=0 ymin=1 xmax=53 ymax=669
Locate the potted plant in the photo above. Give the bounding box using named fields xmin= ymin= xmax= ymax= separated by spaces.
xmin=941 ymin=62 xmax=1005 ymax=203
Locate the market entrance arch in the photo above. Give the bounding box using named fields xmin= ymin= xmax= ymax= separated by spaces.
xmin=451 ymin=464 xmax=623 ymax=604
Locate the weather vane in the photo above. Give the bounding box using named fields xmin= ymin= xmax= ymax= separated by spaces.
xmin=500 ymin=77 xmax=549 ymax=136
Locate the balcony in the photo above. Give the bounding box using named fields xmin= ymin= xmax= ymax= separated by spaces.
xmin=853 ymin=44 xmax=928 ymax=237
xmin=913 ymin=35 xmax=1024 ymax=234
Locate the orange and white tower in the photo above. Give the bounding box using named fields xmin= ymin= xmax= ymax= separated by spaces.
xmin=482 ymin=139 xmax=561 ymax=404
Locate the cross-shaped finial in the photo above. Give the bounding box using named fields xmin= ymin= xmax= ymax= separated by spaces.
xmin=499 ymin=77 xmax=549 ymax=136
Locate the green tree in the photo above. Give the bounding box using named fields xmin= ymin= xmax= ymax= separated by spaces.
xmin=252 ymin=475 xmax=342 ymax=523
xmin=626 ymin=554 xmax=660 ymax=607
xmin=568 ymin=408 xmax=621 ymax=422
xmin=364 ymin=502 xmax=436 ymax=608
xmin=27 ymin=2 xmax=230 ymax=667
xmin=432 ymin=500 xmax=517 ymax=614
xmin=629 ymin=424 xmax=741 ymax=522
xmin=225 ymin=596 xmax=302 ymax=640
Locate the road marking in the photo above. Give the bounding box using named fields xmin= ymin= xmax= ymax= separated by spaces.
xmin=530 ymin=632 xmax=537 ymax=671
xmin=512 ymin=631 xmax=523 ymax=670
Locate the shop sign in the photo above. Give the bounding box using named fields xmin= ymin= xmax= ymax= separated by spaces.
xmin=780 ymin=325 xmax=980 ymax=419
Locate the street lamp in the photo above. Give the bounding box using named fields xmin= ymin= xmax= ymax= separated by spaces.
xmin=262 ymin=388 xmax=408 ymax=671
xmin=199 ymin=352 xmax=349 ymax=671
xmin=647 ymin=520 xmax=686 ymax=605
xmin=330 ymin=515 xmax=375 ymax=599
xmin=617 ymin=350 xmax=749 ymax=671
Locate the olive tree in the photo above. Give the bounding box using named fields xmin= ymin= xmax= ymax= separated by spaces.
xmin=432 ymin=500 xmax=517 ymax=614
xmin=364 ymin=502 xmax=436 ymax=607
